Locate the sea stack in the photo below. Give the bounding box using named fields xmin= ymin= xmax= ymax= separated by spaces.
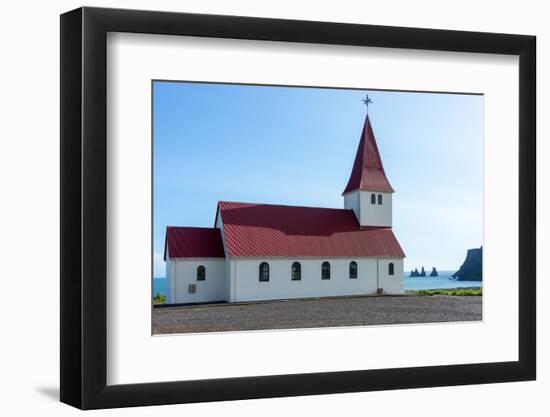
xmin=420 ymin=266 xmax=426 ymax=277
xmin=453 ymin=247 xmax=483 ymax=281
xmin=409 ymin=268 xmax=420 ymax=277
xmin=430 ymin=267 xmax=438 ymax=277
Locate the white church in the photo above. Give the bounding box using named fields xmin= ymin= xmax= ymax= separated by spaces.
xmin=164 ymin=109 xmax=405 ymax=304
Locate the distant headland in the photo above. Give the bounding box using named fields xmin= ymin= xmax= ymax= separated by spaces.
xmin=452 ymin=247 xmax=483 ymax=281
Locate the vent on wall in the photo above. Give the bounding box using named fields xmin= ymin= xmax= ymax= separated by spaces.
xmin=188 ymin=284 xmax=196 ymax=294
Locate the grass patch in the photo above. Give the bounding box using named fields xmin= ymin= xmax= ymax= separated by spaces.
xmin=416 ymin=288 xmax=482 ymax=296
xmin=153 ymin=292 xmax=166 ymax=304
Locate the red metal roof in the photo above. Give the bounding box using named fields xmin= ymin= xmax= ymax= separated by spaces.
xmin=343 ymin=115 xmax=394 ymax=194
xmin=165 ymin=226 xmax=225 ymax=259
xmin=217 ymin=201 xmax=405 ymax=258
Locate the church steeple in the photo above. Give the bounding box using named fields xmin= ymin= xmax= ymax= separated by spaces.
xmin=343 ymin=104 xmax=394 ymax=228
xmin=342 ymin=114 xmax=394 ymax=195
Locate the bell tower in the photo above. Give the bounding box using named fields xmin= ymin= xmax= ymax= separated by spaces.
xmin=343 ymin=97 xmax=394 ymax=228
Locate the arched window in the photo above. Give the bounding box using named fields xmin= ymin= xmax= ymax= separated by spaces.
xmin=197 ymin=265 xmax=205 ymax=281
xmin=349 ymin=261 xmax=358 ymax=279
xmin=259 ymin=262 xmax=270 ymax=282
xmin=291 ymin=262 xmax=301 ymax=281
xmin=388 ymin=262 xmax=395 ymax=276
xmin=321 ymin=262 xmax=331 ymax=280
xmin=371 ymin=193 xmax=376 ymax=204
xmin=378 ymin=194 xmax=383 ymax=205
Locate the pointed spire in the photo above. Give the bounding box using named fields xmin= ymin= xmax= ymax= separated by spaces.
xmin=342 ymin=115 xmax=394 ymax=195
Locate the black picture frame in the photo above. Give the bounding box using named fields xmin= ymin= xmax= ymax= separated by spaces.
xmin=60 ymin=6 xmax=536 ymax=410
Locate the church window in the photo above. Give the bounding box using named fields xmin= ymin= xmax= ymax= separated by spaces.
xmin=378 ymin=194 xmax=383 ymax=205
xmin=291 ymin=262 xmax=301 ymax=281
xmin=197 ymin=265 xmax=205 ymax=281
xmin=371 ymin=194 xmax=376 ymax=204
xmin=259 ymin=262 xmax=270 ymax=282
xmin=388 ymin=262 xmax=395 ymax=276
xmin=349 ymin=261 xmax=358 ymax=279
xmin=322 ymin=262 xmax=331 ymax=280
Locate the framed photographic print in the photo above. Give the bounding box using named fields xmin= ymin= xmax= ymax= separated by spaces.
xmin=60 ymin=6 xmax=536 ymax=410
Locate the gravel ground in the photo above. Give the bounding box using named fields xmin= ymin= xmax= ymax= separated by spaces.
xmin=152 ymin=294 xmax=482 ymax=334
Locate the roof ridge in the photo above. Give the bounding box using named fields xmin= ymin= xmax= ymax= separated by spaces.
xmin=166 ymin=225 xmax=219 ymax=230
xmin=219 ymin=200 xmax=354 ymax=212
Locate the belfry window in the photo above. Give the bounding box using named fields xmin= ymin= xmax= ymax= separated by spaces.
xmin=259 ymin=262 xmax=270 ymax=282
xmin=378 ymin=194 xmax=383 ymax=205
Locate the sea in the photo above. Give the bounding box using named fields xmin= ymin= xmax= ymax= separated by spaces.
xmin=402 ymin=270 xmax=482 ymax=290
xmin=153 ymin=278 xmax=168 ymax=296
xmin=153 ymin=270 xmax=481 ymax=296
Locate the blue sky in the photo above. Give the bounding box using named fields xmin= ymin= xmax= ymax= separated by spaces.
xmin=153 ymin=81 xmax=483 ymax=276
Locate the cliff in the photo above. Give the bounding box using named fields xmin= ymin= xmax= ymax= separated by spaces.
xmin=453 ymin=247 xmax=483 ymax=281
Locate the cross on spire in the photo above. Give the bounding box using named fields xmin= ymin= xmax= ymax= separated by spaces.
xmin=362 ymin=94 xmax=373 ymax=115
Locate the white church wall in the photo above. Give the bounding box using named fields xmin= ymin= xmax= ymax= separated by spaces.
xmin=343 ymin=191 xmax=360 ymax=222
xmin=214 ymin=210 xmax=233 ymax=302
xmin=232 ymin=258 xmax=380 ymax=302
xmin=168 ymin=258 xmax=226 ymax=304
xmin=358 ymin=190 xmax=393 ymax=227
xmin=165 ymin=256 xmax=404 ymax=304
xmin=378 ymin=258 xmax=404 ymax=294
xmin=166 ymin=258 xmax=175 ymax=304
xmin=225 ymin=258 xmax=234 ymax=302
